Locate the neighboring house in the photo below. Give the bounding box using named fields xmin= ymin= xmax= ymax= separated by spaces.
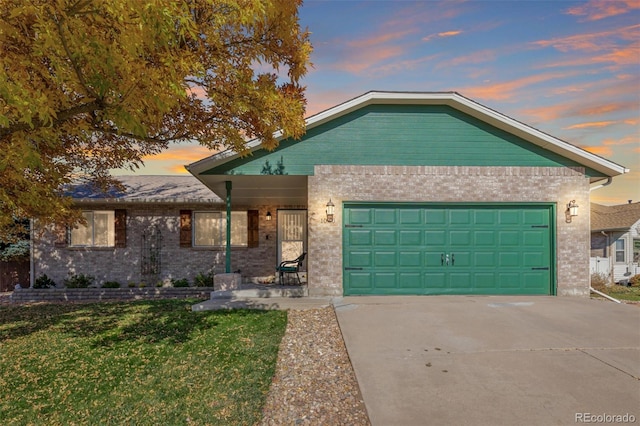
xmin=590 ymin=202 xmax=640 ymax=283
xmin=33 ymin=175 xmax=270 ymax=286
xmin=34 ymin=91 xmax=629 ymax=296
xmin=187 ymin=91 xmax=628 ymax=297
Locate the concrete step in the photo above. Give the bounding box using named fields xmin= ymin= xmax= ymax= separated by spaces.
xmin=210 ymin=285 xmax=308 ymax=299
xmin=192 ymin=296 xmax=333 ymax=312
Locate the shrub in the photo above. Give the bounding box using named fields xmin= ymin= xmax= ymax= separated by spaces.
xmin=64 ymin=273 xmax=94 ymax=288
xmin=194 ymin=272 xmax=214 ymax=287
xmin=171 ymin=278 xmax=190 ymax=288
xmin=128 ymin=282 xmax=136 ymax=288
xmin=102 ymin=281 xmax=121 ymax=288
xmin=34 ymin=274 xmax=56 ymax=289
xmin=590 ymin=272 xmax=610 ymax=291
xmin=629 ymin=274 xmax=640 ymax=287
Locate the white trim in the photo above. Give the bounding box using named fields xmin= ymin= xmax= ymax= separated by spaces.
xmin=186 ymin=91 xmax=629 ymax=178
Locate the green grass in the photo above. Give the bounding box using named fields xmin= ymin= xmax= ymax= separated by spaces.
xmin=600 ymin=285 xmax=640 ymax=302
xmin=0 ymin=300 xmax=287 ymax=425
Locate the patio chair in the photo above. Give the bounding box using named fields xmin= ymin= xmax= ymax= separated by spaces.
xmin=276 ymin=252 xmax=306 ymax=285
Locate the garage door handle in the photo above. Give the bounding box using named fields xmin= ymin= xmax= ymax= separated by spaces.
xmin=345 ymin=267 xmax=363 ymax=270
xmin=531 ymin=267 xmax=549 ymax=270
xmin=451 ymin=253 xmax=455 ymax=266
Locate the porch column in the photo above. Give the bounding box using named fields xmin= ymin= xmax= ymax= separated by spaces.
xmin=225 ymin=180 xmax=232 ymax=273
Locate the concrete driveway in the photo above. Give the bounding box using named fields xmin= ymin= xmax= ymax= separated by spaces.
xmin=334 ymin=296 xmax=640 ymax=426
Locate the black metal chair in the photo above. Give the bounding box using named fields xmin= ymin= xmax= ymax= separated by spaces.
xmin=276 ymin=252 xmax=306 ymax=285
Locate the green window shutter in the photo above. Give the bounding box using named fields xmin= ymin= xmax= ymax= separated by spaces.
xmin=114 ymin=209 xmax=126 ymax=248
xmin=180 ymin=210 xmax=192 ymax=247
xmin=247 ymin=210 xmax=259 ymax=248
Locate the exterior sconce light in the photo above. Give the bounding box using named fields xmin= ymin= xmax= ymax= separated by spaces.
xmin=566 ymin=200 xmax=579 ymax=223
xmin=266 ymin=211 xmax=272 ymax=221
xmin=326 ymin=199 xmax=335 ymax=223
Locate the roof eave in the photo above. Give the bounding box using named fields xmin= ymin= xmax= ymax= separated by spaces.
xmin=187 ymin=91 xmax=629 ymax=178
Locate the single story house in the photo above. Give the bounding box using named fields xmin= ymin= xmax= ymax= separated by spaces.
xmin=590 ymin=201 xmax=640 ymax=283
xmin=32 ymin=175 xmax=273 ymax=286
xmin=34 ymin=91 xmax=629 ymax=296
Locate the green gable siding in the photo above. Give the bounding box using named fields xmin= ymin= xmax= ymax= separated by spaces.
xmin=203 ymin=105 xmax=600 ymax=176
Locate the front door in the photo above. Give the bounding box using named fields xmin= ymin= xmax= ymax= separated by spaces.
xmin=277 ymin=209 xmax=307 ymax=271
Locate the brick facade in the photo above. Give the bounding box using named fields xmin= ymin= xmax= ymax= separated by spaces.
xmin=308 ymin=165 xmax=591 ymax=297
xmin=33 ymin=203 xmax=288 ymax=286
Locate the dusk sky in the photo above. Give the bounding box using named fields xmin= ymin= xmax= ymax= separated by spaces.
xmin=118 ymin=0 xmax=640 ymax=205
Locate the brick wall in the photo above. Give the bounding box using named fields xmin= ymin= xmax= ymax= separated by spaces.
xmin=33 ymin=203 xmax=286 ymax=286
xmin=308 ymin=165 xmax=591 ymax=297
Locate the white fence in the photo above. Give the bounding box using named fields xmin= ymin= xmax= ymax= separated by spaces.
xmin=590 ymin=257 xmax=611 ymax=276
xmin=590 ymin=257 xmax=639 ymax=283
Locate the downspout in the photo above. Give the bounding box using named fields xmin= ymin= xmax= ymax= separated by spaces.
xmin=601 ymin=231 xmax=612 ymax=283
xmin=589 ymin=177 xmax=612 ymax=192
xmin=590 ymin=286 xmax=621 ymax=303
xmin=225 ymin=180 xmax=232 ymax=273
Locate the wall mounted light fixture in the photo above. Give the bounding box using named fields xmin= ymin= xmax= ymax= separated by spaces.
xmin=326 ymin=199 xmax=335 ymax=223
xmin=566 ymin=200 xmax=579 ymax=223
xmin=266 ymin=211 xmax=272 ymax=221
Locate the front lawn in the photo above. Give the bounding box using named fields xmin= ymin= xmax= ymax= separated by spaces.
xmin=599 ymin=285 xmax=640 ymax=302
xmin=0 ymin=300 xmax=287 ymax=425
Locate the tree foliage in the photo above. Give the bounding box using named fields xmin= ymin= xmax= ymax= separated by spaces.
xmin=0 ymin=0 xmax=311 ymax=238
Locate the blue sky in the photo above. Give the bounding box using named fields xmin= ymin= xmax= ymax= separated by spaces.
xmin=122 ymin=0 xmax=640 ymax=205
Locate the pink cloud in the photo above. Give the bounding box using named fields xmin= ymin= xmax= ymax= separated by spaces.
xmin=564 ymin=121 xmax=617 ymax=130
xmin=582 ymin=145 xmax=613 ymax=156
xmin=532 ymin=24 xmax=639 ymax=53
xmin=142 ymin=145 xmax=218 ymax=162
xmin=348 ymin=29 xmax=419 ymax=49
xmin=520 ymin=74 xmax=639 ymax=122
xmin=186 ymin=85 xmax=207 ymax=99
xmin=169 ymin=164 xmax=190 ymax=174
xmin=603 ymin=134 xmax=640 ymax=146
xmin=329 ymin=1 xmax=470 ymax=77
xmin=422 ymin=30 xmax=463 ymax=42
xmin=335 ymin=45 xmax=407 ymax=74
xmin=565 ymin=0 xmax=640 ymax=21
xmin=460 ymin=72 xmax=579 ymax=101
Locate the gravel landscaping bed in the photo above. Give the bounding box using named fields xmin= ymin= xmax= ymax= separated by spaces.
xmin=261 ymin=307 xmax=370 ymax=425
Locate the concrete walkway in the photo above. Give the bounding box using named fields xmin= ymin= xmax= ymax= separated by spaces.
xmin=334 ymin=296 xmax=640 ymax=426
xmin=191 ymin=283 xmax=334 ymax=311
xmin=192 ymin=296 xmax=333 ymax=311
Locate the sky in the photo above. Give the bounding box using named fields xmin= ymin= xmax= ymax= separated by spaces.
xmin=117 ymin=0 xmax=640 ymax=206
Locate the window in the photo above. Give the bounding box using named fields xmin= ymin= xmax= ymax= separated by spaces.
xmin=193 ymin=211 xmax=248 ymax=247
xmin=615 ymin=238 xmax=625 ymax=263
xmin=70 ymin=211 xmax=115 ymax=247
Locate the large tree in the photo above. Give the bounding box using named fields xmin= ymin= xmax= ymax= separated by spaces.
xmin=0 ymin=0 xmax=311 ymax=238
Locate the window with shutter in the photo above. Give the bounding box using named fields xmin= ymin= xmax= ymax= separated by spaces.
xmin=69 ymin=211 xmax=115 ymax=247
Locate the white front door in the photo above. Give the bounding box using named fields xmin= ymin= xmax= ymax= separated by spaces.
xmin=277 ymin=209 xmax=307 ymax=270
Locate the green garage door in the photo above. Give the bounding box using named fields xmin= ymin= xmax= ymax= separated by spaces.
xmin=343 ymin=203 xmax=554 ymax=295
